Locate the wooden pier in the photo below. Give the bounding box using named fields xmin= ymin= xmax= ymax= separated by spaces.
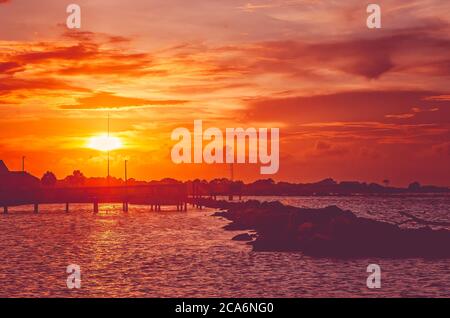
xmin=0 ymin=184 xmax=190 ymax=213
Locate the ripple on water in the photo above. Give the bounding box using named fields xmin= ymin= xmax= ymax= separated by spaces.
xmin=0 ymin=197 xmax=449 ymax=297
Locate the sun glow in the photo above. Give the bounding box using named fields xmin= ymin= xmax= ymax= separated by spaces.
xmin=87 ymin=135 xmax=123 ymax=152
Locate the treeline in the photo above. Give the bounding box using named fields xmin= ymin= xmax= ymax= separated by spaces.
xmin=40 ymin=171 xmax=449 ymax=195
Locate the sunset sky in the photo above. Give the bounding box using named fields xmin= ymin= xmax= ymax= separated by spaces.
xmin=0 ymin=0 xmax=449 ymax=186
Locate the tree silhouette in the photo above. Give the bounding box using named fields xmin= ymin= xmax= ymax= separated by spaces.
xmin=41 ymin=171 xmax=57 ymax=187
xmin=65 ymin=170 xmax=86 ymax=187
xmin=408 ymin=181 xmax=421 ymax=191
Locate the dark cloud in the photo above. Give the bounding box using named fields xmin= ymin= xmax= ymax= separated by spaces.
xmin=15 ymin=43 xmax=99 ymax=63
xmin=213 ymin=26 xmax=450 ymax=79
xmin=0 ymin=62 xmax=23 ymax=74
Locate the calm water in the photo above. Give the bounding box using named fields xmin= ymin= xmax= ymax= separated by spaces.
xmin=0 ymin=196 xmax=449 ymax=297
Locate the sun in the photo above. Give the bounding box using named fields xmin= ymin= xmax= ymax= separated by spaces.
xmin=87 ymin=135 xmax=123 ymax=152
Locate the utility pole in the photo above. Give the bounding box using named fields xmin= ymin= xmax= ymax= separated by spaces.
xmin=123 ymin=159 xmax=129 ymax=213
xmin=229 ymin=163 xmax=234 ymax=201
xmin=107 ymin=113 xmax=110 ymax=178
xmin=107 ymin=113 xmax=110 ymax=186
xmin=22 ymin=156 xmax=25 ymax=172
xmin=124 ymin=160 xmax=128 ymax=185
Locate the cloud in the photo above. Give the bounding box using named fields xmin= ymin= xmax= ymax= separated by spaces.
xmin=227 ymin=29 xmax=450 ymax=79
xmin=9 ymin=40 xmax=156 ymax=77
xmin=14 ymin=43 xmax=99 ymax=63
xmin=299 ymin=121 xmax=447 ymax=144
xmin=424 ymin=95 xmax=450 ymax=101
xmin=61 ymin=30 xmax=132 ymax=44
xmin=313 ymin=141 xmax=349 ymax=157
xmin=0 ymin=76 xmax=89 ymax=96
xmin=59 ymin=92 xmax=188 ymax=110
xmin=2 ymin=44 xmax=159 ymax=95
xmin=244 ymin=90 xmax=450 ymax=124
xmin=0 ymin=61 xmax=23 ymax=74
xmin=244 ymin=90 xmax=450 ymax=151
xmin=385 ymin=113 xmax=416 ymax=119
xmin=0 ymin=30 xmax=162 ymax=102
xmin=0 ymin=0 xmax=449 ymax=185
xmin=385 ymin=106 xmax=439 ymax=119
xmin=167 ymin=83 xmax=254 ymax=95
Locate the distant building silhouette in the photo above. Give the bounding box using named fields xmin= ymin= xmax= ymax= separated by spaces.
xmin=0 ymin=160 xmax=40 ymax=190
xmin=0 ymin=160 xmax=8 ymax=174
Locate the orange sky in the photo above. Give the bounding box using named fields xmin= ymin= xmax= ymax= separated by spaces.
xmin=0 ymin=0 xmax=449 ymax=186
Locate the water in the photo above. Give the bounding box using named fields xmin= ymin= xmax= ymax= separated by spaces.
xmin=0 ymin=196 xmax=449 ymax=297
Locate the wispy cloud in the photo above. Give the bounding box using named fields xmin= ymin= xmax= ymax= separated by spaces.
xmin=59 ymin=92 xmax=188 ymax=110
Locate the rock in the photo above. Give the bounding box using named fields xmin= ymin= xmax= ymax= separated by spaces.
xmin=212 ymin=200 xmax=450 ymax=258
xmin=212 ymin=211 xmax=228 ymax=217
xmin=232 ymin=233 xmax=253 ymax=241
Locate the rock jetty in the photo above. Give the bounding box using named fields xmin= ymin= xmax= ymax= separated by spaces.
xmin=203 ymin=199 xmax=450 ymax=258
